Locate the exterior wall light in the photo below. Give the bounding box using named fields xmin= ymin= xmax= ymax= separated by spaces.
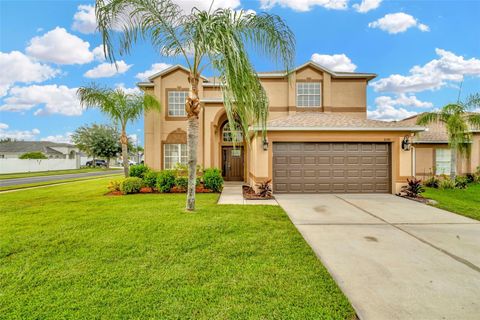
xmin=401 ymin=135 xmax=411 ymax=151
xmin=262 ymin=138 xmax=269 ymax=151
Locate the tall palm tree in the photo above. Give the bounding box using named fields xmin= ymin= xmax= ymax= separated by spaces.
xmin=95 ymin=0 xmax=295 ymax=210
xmin=416 ymin=93 xmax=480 ymax=179
xmin=77 ymin=84 xmax=161 ymax=177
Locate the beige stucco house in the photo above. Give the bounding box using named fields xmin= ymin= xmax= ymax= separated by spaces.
xmin=139 ymin=61 xmax=425 ymax=194
xmin=398 ymin=114 xmax=480 ymax=179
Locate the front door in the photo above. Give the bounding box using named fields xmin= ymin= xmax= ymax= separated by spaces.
xmin=222 ymin=147 xmax=244 ymax=181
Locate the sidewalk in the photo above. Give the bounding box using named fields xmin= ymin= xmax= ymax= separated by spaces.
xmin=217 ymin=182 xmax=278 ymax=205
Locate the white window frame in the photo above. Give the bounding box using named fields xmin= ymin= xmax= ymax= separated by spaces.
xmin=296 ymin=82 xmax=321 ymax=107
xmin=163 ymin=143 xmax=187 ymax=169
xmin=167 ymin=91 xmax=188 ymax=117
xmin=222 ymin=122 xmax=243 ymax=143
xmin=435 ymin=148 xmax=451 ymax=175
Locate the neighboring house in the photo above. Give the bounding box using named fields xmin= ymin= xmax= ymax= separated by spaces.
xmin=139 ymin=61 xmax=424 ymax=194
xmin=398 ymin=114 xmax=480 ymax=178
xmin=0 ymin=141 xmax=79 ymax=159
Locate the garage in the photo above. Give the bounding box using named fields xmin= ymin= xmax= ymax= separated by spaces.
xmin=273 ymin=142 xmax=391 ymax=193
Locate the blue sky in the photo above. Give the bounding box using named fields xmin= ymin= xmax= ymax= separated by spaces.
xmin=1 ymin=0 xmax=479 ymax=145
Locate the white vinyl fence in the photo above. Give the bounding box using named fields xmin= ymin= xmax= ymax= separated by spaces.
xmin=0 ymin=159 xmax=79 ymax=174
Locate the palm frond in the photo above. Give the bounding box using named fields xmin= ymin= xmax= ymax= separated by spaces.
xmin=464 ymin=93 xmax=480 ymax=109
xmin=416 ymin=112 xmax=441 ymax=126
xmin=95 ymin=0 xmax=190 ymax=66
xmin=467 ymin=114 xmax=480 ymax=130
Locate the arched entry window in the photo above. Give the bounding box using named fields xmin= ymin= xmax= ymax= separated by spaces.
xmin=222 ymin=122 xmax=243 ymax=143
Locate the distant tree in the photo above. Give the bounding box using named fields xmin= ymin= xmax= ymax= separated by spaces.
xmin=72 ymin=124 xmax=122 ymax=168
xmin=417 ymin=93 xmax=480 ymax=179
xmin=19 ymin=152 xmax=47 ymax=159
xmin=0 ymin=138 xmax=14 ymax=143
xmin=77 ymin=85 xmax=160 ymax=177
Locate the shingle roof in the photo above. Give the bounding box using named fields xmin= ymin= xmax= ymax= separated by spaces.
xmin=397 ymin=113 xmax=480 ymax=143
xmin=0 ymin=141 xmax=75 ymax=153
xmin=256 ymin=112 xmax=424 ymax=131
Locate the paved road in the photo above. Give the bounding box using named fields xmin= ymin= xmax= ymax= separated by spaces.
xmin=276 ymin=193 xmax=480 ymax=320
xmin=0 ymin=170 xmax=122 ymax=187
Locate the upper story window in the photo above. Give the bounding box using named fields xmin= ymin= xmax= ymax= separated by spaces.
xmin=222 ymin=122 xmax=243 ymax=143
xmin=296 ymin=82 xmax=321 ymax=107
xmin=168 ymin=91 xmax=188 ymax=117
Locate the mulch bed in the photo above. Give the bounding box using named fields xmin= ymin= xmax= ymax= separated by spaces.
xmin=105 ymin=185 xmax=214 ymax=196
xmin=242 ymin=185 xmax=274 ymax=200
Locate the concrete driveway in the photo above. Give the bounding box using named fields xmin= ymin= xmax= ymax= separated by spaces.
xmin=276 ymin=194 xmax=480 ymax=320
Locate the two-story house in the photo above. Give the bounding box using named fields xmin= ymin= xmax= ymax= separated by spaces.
xmin=139 ymin=61 xmax=423 ymax=194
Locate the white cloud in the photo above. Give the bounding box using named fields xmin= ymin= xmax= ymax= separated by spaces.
xmin=260 ymin=0 xmax=348 ymax=12
xmin=368 ymin=104 xmax=417 ymax=121
xmin=135 ymin=62 xmax=172 ymax=80
xmin=371 ymin=49 xmax=480 ymax=94
xmin=0 ymin=51 xmax=59 ymax=97
xmin=353 ymin=0 xmax=382 ymax=13
xmin=0 ymin=85 xmax=82 ymax=116
xmin=0 ymin=123 xmax=41 ymax=140
xmin=26 ymin=27 xmax=94 ymax=64
xmin=368 ymin=93 xmax=431 ymax=121
xmin=311 ymin=53 xmax=357 ymax=72
xmin=115 ymin=83 xmax=141 ymax=95
xmin=92 ymin=45 xmax=107 ymax=61
xmin=41 ymin=132 xmax=73 ymax=144
xmin=368 ymin=12 xmax=429 ymax=34
xmin=72 ymin=4 xmax=97 ymax=34
xmin=83 ymin=60 xmax=132 ymax=78
xmin=375 ymin=94 xmax=433 ymax=109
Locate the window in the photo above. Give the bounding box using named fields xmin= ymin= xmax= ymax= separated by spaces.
xmin=167 ymin=91 xmax=188 ymax=117
xmin=296 ymin=82 xmax=321 ymax=107
xmin=164 ymin=144 xmax=187 ymax=169
xmin=222 ymin=122 xmax=243 ymax=142
xmin=435 ymin=149 xmax=451 ymax=175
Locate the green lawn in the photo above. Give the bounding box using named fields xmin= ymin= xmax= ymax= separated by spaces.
xmin=0 ymin=178 xmax=354 ymax=319
xmin=423 ymin=183 xmax=480 ymax=221
xmin=0 ymin=167 xmax=119 ymax=180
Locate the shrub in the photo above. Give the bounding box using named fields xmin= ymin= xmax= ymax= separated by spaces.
xmin=157 ymin=170 xmax=176 ymax=193
xmin=256 ymin=179 xmax=273 ymax=198
xmin=143 ymin=171 xmax=159 ymax=188
xmin=465 ymin=173 xmax=475 ymax=183
xmin=424 ymin=176 xmax=440 ymax=188
xmin=203 ymin=168 xmax=224 ymax=192
xmin=19 ymin=152 xmax=47 ymax=159
xmin=455 ymin=176 xmax=469 ymax=189
xmin=439 ymin=178 xmax=456 ymax=190
xmin=107 ymin=180 xmax=121 ymax=192
xmin=120 ymin=177 xmax=143 ymax=194
xmin=174 ymin=176 xmax=188 ymax=190
xmin=129 ymin=164 xmax=150 ymax=179
xmin=401 ymin=177 xmax=425 ymax=198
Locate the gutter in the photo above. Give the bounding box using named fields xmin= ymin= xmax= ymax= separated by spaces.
xmin=250 ymin=126 xmax=426 ymax=132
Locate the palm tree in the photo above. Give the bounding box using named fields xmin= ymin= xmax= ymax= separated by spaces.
xmin=95 ymin=0 xmax=295 ymax=210
xmin=416 ymin=93 xmax=480 ymax=179
xmin=77 ymin=84 xmax=160 ymax=177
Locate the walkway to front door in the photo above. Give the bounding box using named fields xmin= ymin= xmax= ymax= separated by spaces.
xmin=222 ymin=146 xmax=244 ymax=181
xmin=276 ymin=194 xmax=480 ymax=320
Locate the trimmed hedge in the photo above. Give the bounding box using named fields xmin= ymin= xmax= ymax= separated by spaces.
xmin=157 ymin=170 xmax=175 ymax=193
xmin=129 ymin=164 xmax=150 ymax=179
xmin=120 ymin=177 xmax=143 ymax=194
xmin=203 ymin=168 xmax=223 ymax=192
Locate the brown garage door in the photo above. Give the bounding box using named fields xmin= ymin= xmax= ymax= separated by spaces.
xmin=273 ymin=142 xmax=391 ymax=193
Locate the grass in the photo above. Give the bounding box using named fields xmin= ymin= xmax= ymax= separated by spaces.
xmin=0 ymin=167 xmax=119 ymax=180
xmin=0 ymin=178 xmax=354 ymax=319
xmin=423 ymin=183 xmax=480 ymax=221
xmin=0 ymin=174 xmax=122 ymax=191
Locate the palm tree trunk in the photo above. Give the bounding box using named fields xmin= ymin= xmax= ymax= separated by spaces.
xmin=186 ymin=74 xmax=201 ymax=211
xmin=121 ymin=130 xmax=129 ymax=177
xmin=450 ymin=147 xmax=457 ymax=180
